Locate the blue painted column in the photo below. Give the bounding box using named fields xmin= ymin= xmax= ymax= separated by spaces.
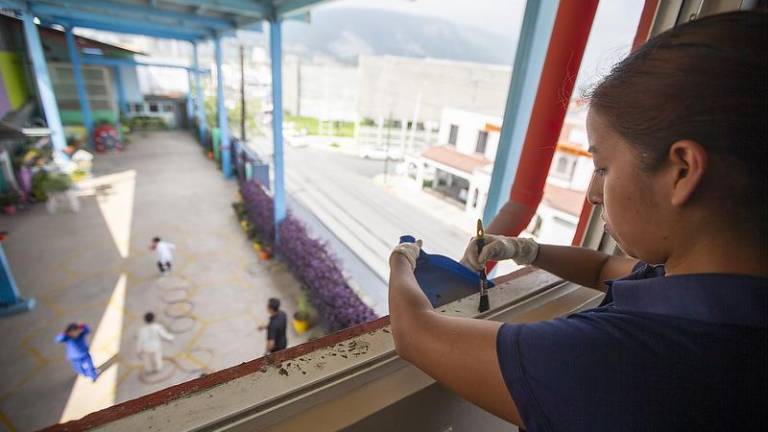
xmin=214 ymin=36 xmax=232 ymax=178
xmin=192 ymin=43 xmax=207 ymax=144
xmin=113 ymin=65 xmax=128 ymax=116
xmin=483 ymin=0 xmax=559 ymax=223
xmin=186 ymin=70 xmax=194 ymax=128
xmin=270 ymin=17 xmax=286 ymax=240
xmin=0 ymin=244 xmax=35 ymax=318
xmin=21 ymin=11 xmax=66 ymax=157
xmin=64 ymin=26 xmax=93 ymax=147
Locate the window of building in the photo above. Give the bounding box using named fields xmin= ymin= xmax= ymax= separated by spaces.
xmin=475 ymin=130 xmax=488 ymax=154
xmin=163 ymin=103 xmax=175 ymax=113
xmin=551 ymin=155 xmax=576 ymax=181
xmin=149 ymin=103 xmax=159 ymax=113
xmin=133 ymin=103 xmax=144 ymax=113
xmin=448 ymin=124 xmax=459 ymax=146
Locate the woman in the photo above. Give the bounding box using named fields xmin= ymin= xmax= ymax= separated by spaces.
xmin=388 ymin=11 xmax=766 ymax=431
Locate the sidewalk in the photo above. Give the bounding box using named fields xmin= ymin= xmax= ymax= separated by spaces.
xmin=0 ymin=131 xmax=309 ymax=432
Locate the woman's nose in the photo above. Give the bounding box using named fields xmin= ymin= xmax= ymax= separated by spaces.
xmin=587 ymin=175 xmax=603 ymax=205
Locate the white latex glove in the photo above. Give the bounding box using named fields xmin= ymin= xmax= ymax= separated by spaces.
xmin=390 ymin=240 xmax=422 ymax=271
xmin=460 ymin=235 xmax=539 ymax=271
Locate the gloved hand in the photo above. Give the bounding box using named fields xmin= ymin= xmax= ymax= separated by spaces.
xmin=390 ymin=239 xmax=422 ymax=271
xmin=460 ymin=235 xmax=539 ymax=271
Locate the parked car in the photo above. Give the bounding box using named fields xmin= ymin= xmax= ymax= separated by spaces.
xmin=358 ymin=146 xmax=403 ymax=160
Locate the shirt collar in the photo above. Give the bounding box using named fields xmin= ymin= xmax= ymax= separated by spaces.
xmin=605 ymin=264 xmax=767 ymax=327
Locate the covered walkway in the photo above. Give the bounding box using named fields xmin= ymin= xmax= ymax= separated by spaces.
xmin=0 ymin=131 xmax=307 ymax=432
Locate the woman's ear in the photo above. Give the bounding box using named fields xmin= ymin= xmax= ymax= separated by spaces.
xmin=667 ymin=140 xmax=708 ymax=207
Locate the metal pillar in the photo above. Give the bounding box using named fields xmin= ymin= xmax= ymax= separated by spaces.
xmin=270 ymin=17 xmax=286 ymax=239
xmin=64 ymin=26 xmax=93 ymax=147
xmin=193 ymin=42 xmax=207 ymax=145
xmin=186 ymin=70 xmax=194 ymax=128
xmin=21 ymin=11 xmax=66 ymax=157
xmin=113 ymin=65 xmax=128 ymax=116
xmin=482 ymin=0 xmax=559 ymax=223
xmin=214 ymin=36 xmax=232 ymax=178
xmin=0 ymin=244 xmax=35 ymax=318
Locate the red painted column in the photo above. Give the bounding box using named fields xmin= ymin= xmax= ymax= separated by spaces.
xmin=571 ymin=0 xmax=660 ymax=246
xmin=487 ymin=0 xmax=600 ymax=240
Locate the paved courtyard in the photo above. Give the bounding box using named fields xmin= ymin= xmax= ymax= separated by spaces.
xmin=0 ymin=131 xmax=309 ymax=432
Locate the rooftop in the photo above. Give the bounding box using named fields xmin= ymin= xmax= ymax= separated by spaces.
xmin=422 ymin=146 xmax=492 ymax=174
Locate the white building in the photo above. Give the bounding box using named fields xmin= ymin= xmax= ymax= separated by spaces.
xmin=406 ymin=105 xmax=593 ymax=245
xmin=357 ymin=55 xmax=512 ymax=124
xmin=283 ymin=57 xmax=359 ymax=121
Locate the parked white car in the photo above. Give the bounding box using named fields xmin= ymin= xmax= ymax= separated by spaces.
xmin=358 ymin=146 xmax=403 ymax=160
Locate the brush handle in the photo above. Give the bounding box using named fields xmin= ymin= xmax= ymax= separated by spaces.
xmin=476 ymin=236 xmax=485 ymax=253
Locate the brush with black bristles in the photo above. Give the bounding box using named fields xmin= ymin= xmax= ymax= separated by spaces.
xmin=476 ymin=219 xmax=490 ymax=312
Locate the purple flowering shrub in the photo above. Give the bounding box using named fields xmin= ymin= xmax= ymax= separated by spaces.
xmin=240 ymin=180 xmax=275 ymax=245
xmin=239 ymin=181 xmax=377 ymax=331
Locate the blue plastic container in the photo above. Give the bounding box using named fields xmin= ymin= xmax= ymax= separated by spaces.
xmin=399 ymin=235 xmax=493 ymax=308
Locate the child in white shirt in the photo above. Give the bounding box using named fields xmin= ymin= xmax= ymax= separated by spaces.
xmin=150 ymin=236 xmax=175 ymax=275
xmin=136 ymin=312 xmax=174 ymax=374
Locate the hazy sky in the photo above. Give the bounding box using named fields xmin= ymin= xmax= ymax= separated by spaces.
xmin=321 ymin=0 xmax=646 ymax=91
xmin=323 ymin=0 xmax=527 ymax=34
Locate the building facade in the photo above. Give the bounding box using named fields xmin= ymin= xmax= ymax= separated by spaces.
xmin=406 ymin=105 xmax=593 ymax=245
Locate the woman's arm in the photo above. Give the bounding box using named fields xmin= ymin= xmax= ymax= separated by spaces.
xmin=532 ymin=245 xmax=638 ymax=291
xmin=389 ymin=254 xmax=523 ymax=426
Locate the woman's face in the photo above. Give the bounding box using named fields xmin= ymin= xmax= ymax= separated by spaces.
xmin=585 ymin=109 xmax=671 ymax=263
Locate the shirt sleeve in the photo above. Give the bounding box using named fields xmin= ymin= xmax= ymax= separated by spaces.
xmin=267 ymin=322 xmax=276 ymax=342
xmin=496 ymin=312 xmax=629 ymax=432
xmin=157 ymin=324 xmax=174 ymax=341
xmin=55 ymin=333 xmax=66 ymax=343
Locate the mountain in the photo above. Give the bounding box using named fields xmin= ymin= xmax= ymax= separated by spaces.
xmin=283 ymin=8 xmax=517 ymax=65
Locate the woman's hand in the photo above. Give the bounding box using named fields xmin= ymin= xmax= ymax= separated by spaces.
xmin=460 ymin=235 xmax=539 ymax=271
xmin=390 ymin=239 xmax=422 ymax=271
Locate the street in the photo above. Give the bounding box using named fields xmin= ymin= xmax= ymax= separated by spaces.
xmin=284 ymin=145 xmax=473 ymax=313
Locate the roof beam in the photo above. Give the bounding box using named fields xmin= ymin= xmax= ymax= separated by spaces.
xmin=275 ymin=0 xmax=327 ymax=17
xmin=35 ymin=0 xmax=236 ymax=30
xmin=165 ymin=0 xmax=268 ymax=18
xmin=82 ymin=54 xmax=209 ymax=73
xmin=52 ymin=17 xmax=202 ymax=41
xmin=0 ymin=0 xmax=25 ymax=9
xmin=30 ymin=4 xmax=211 ymax=39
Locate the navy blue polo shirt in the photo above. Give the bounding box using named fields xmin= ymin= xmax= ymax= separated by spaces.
xmin=496 ymin=263 xmax=767 ymax=431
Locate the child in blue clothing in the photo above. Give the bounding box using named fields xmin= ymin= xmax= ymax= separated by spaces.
xmin=55 ymin=323 xmax=99 ymax=382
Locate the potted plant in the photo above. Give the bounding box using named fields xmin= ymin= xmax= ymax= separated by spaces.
xmin=292 ymin=294 xmax=313 ymax=334
xmin=258 ymin=245 xmax=271 ymax=261
xmin=0 ymin=190 xmax=20 ymax=215
xmin=42 ymin=172 xmax=72 ymax=195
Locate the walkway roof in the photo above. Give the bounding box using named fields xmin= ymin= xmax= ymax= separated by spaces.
xmin=1 ymin=0 xmax=330 ymax=41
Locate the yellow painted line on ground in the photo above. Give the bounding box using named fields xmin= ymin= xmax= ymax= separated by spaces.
xmin=0 ymin=409 xmax=17 ymax=432
xmin=183 ymin=324 xmax=208 ymax=352
xmin=0 ymin=363 xmax=46 ymax=401
xmin=184 ymin=352 xmax=207 ymax=369
xmin=21 ymin=341 xmax=48 ymax=366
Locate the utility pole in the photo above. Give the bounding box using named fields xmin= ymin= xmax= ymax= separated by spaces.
xmin=240 ymin=45 xmax=246 ymax=142
xmin=384 ymin=110 xmax=392 ymax=185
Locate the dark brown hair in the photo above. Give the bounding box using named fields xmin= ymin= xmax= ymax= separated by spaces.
xmin=589 ymin=11 xmax=767 ymax=233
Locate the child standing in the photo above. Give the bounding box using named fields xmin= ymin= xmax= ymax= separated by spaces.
xmin=136 ymin=312 xmax=174 ymax=374
xmin=150 ymin=236 xmax=175 ymax=275
xmin=55 ymin=323 xmax=99 ymax=382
